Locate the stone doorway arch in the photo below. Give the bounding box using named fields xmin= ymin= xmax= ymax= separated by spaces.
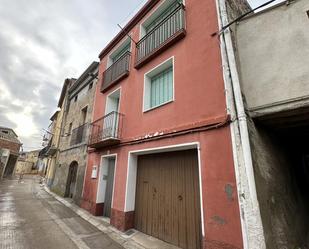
xmin=65 ymin=161 xmax=78 ymax=198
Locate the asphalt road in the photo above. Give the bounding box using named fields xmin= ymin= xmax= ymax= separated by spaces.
xmin=0 ymin=175 xmax=123 ymax=249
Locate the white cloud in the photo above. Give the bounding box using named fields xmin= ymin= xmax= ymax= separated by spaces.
xmin=0 ymin=0 xmax=144 ymax=150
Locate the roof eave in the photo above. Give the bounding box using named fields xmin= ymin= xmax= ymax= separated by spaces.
xmin=98 ymin=0 xmax=160 ymax=60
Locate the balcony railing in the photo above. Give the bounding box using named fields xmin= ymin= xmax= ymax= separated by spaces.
xmin=88 ymin=111 xmax=124 ymax=148
xmin=101 ymin=52 xmax=131 ymax=92
xmin=135 ymin=4 xmax=186 ymax=68
xmin=70 ymin=123 xmax=88 ymax=146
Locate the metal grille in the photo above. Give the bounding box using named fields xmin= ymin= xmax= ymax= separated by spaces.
xmin=101 ymin=52 xmax=131 ymax=91
xmin=135 ymin=4 xmax=185 ymax=65
xmin=89 ymin=111 xmax=124 ymax=145
xmin=70 ymin=123 xmax=88 ymax=146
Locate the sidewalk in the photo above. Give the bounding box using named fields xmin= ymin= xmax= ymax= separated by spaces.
xmin=44 ymin=186 xmax=180 ymax=249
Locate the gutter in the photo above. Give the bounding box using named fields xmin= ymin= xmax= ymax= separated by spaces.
xmin=215 ymin=0 xmax=266 ymax=248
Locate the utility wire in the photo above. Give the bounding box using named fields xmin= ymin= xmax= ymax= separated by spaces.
xmin=118 ymin=0 xmax=148 ymax=26
xmin=212 ymin=0 xmax=277 ymax=36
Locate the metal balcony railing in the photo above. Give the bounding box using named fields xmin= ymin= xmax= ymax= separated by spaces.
xmin=101 ymin=52 xmax=131 ymax=92
xmin=135 ymin=4 xmax=186 ymax=68
xmin=70 ymin=123 xmax=88 ymax=146
xmin=88 ymin=111 xmax=124 ymax=148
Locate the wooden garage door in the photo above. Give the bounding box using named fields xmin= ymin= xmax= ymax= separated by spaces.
xmin=135 ymin=150 xmax=202 ymax=249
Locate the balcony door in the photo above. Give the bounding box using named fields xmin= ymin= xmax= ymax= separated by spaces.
xmin=104 ymin=89 xmax=120 ymax=139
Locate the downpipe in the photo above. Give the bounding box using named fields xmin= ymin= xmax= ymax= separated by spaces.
xmin=215 ymin=0 xmax=266 ymax=248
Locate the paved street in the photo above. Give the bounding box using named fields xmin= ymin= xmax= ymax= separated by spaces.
xmin=0 ymin=175 xmax=123 ymax=249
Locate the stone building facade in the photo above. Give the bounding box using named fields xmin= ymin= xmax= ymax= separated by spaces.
xmin=0 ymin=127 xmax=22 ymax=178
xmin=44 ymin=79 xmax=75 ymax=186
xmin=51 ymin=62 xmax=98 ymax=205
xmin=15 ymin=150 xmax=40 ymax=174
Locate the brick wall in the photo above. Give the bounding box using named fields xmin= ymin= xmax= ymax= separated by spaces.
xmin=0 ymin=139 xmax=21 ymax=154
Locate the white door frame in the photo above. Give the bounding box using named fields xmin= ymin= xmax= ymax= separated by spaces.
xmin=96 ymin=154 xmax=118 ymax=210
xmin=124 ymin=142 xmax=205 ymax=236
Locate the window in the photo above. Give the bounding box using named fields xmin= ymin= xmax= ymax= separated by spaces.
xmin=144 ymin=57 xmax=174 ymax=111
xmin=140 ymin=0 xmax=183 ymax=37
xmin=81 ymin=106 xmax=88 ymax=124
xmin=111 ymin=42 xmax=131 ymax=63
xmin=68 ymin=123 xmax=73 ymax=135
xmin=74 ymin=95 xmax=78 ymax=102
xmin=145 ymin=0 xmax=182 ymax=34
xmin=136 ymin=0 xmax=185 ymax=68
xmin=88 ymin=82 xmax=93 ymax=90
xmin=107 ymin=38 xmax=131 ymax=67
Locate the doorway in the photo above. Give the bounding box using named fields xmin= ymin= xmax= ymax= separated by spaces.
xmin=65 ymin=161 xmax=78 ymax=198
xmin=96 ymin=156 xmax=116 ymax=218
xmin=104 ymin=89 xmax=120 ymax=138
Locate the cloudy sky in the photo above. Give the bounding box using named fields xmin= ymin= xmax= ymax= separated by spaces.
xmin=0 ymin=0 xmax=283 ymax=151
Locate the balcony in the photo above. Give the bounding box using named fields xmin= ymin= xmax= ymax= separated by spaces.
xmin=70 ymin=123 xmax=88 ymax=146
xmin=135 ymin=4 xmax=186 ymax=69
xmin=88 ymin=111 xmax=124 ymax=148
xmin=101 ymin=52 xmax=131 ymax=92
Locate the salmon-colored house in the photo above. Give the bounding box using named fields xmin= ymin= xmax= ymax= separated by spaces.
xmin=82 ymin=0 xmax=245 ymax=248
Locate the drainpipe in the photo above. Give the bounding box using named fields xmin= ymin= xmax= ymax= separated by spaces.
xmin=215 ymin=0 xmax=266 ymax=248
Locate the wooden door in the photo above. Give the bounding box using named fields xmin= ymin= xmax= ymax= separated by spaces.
xmin=135 ymin=150 xmax=201 ymax=249
xmin=65 ymin=163 xmax=78 ymax=198
xmin=103 ymin=158 xmax=115 ymax=218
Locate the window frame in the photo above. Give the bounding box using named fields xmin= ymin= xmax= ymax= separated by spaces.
xmin=107 ymin=37 xmax=131 ymax=68
xmin=139 ymin=0 xmax=185 ymax=39
xmin=143 ymin=56 xmax=175 ymax=112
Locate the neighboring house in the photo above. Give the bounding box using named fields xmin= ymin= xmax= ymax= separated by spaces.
xmin=0 ymin=127 xmax=22 ymax=179
xmin=81 ymin=1 xmax=251 ymax=249
xmin=42 ymin=79 xmax=76 ymax=184
xmin=51 ymin=62 xmax=98 ymax=205
xmin=230 ymin=0 xmax=309 ymax=247
xmin=15 ymin=150 xmax=40 ymax=174
xmin=44 ymin=102 xmax=67 ymax=184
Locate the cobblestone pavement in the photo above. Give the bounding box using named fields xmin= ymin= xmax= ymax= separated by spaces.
xmin=0 ymin=175 xmax=123 ymax=249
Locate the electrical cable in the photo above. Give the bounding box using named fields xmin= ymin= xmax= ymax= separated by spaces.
xmin=212 ymin=0 xmax=277 ymax=36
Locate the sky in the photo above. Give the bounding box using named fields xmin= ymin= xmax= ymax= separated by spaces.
xmin=0 ymin=0 xmax=284 ymax=151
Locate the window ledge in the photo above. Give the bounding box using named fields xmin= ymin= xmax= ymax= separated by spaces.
xmin=143 ymin=99 xmax=174 ymax=113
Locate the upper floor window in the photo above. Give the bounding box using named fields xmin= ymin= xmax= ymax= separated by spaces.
xmin=74 ymin=95 xmax=78 ymax=102
xmin=68 ymin=123 xmax=73 ymax=135
xmin=88 ymin=82 xmax=93 ymax=90
xmin=110 ymin=42 xmax=131 ymax=64
xmin=101 ymin=39 xmax=132 ymax=92
xmin=136 ymin=0 xmax=185 ymax=68
xmin=81 ymin=106 xmax=88 ymax=124
xmin=144 ymin=0 xmax=183 ymax=35
xmin=144 ymin=57 xmax=174 ymax=111
xmin=107 ymin=39 xmax=131 ymax=67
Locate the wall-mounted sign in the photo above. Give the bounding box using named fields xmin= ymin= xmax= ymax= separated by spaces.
xmin=91 ymin=165 xmax=98 ymax=179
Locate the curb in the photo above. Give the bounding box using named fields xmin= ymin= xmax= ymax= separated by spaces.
xmin=43 ymin=186 xmax=146 ymax=249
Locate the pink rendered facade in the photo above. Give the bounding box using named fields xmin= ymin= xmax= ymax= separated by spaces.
xmin=82 ymin=0 xmax=243 ymax=248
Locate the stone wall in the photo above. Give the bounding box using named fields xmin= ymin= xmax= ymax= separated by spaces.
xmin=52 ymin=69 xmax=97 ymax=205
xmin=248 ymin=119 xmax=309 ymax=248
xmin=226 ymin=0 xmax=251 ymax=21
xmin=52 ymin=145 xmax=88 ymax=205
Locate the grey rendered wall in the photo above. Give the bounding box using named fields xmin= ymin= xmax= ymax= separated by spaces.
xmin=248 ymin=119 xmax=308 ymax=248
xmin=236 ymin=0 xmax=309 ymax=112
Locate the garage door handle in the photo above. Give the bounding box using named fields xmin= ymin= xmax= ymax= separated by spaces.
xmin=178 ymin=195 xmax=183 ymax=201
